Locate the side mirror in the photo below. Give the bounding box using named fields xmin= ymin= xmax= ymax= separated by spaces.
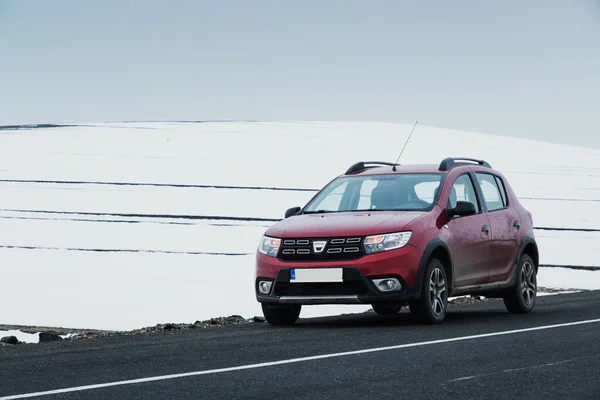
xmin=285 ymin=206 xmax=301 ymax=219
xmin=447 ymin=201 xmax=476 ymax=218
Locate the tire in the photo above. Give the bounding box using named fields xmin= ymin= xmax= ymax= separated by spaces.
xmin=503 ymin=254 xmax=536 ymax=313
xmin=409 ymin=258 xmax=448 ymax=324
xmin=261 ymin=303 xmax=301 ymax=325
xmin=372 ymin=303 xmax=403 ymax=315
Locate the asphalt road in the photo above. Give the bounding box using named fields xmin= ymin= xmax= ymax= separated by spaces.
xmin=1 ymin=291 xmax=600 ymax=400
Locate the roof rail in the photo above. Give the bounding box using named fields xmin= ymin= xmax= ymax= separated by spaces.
xmin=439 ymin=157 xmax=491 ymax=171
xmin=345 ymin=161 xmax=399 ymax=175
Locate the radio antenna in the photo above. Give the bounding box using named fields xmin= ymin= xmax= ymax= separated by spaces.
xmin=392 ymin=120 xmax=418 ymax=171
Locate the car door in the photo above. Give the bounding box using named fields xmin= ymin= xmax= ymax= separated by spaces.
xmin=445 ymin=173 xmax=492 ymax=287
xmin=474 ymin=172 xmax=521 ymax=282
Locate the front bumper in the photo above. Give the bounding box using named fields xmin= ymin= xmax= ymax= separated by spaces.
xmin=255 ymin=243 xmax=423 ymax=305
xmin=256 ymin=266 xmax=419 ymax=305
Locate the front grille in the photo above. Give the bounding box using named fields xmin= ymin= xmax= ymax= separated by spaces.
xmin=277 ymin=237 xmax=365 ymax=262
xmin=274 ymin=282 xmax=368 ymax=296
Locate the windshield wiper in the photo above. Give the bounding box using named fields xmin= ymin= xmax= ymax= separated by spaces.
xmin=303 ymin=210 xmax=334 ymax=214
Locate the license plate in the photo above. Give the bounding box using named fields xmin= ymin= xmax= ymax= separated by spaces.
xmin=289 ymin=268 xmax=343 ymax=283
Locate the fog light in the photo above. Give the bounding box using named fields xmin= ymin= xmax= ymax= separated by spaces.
xmin=372 ymin=278 xmax=402 ymax=292
xmin=258 ymin=281 xmax=273 ymax=294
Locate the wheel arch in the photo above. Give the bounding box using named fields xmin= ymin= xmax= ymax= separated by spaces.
xmin=415 ymin=239 xmax=454 ymax=297
xmin=518 ymin=236 xmax=539 ymax=272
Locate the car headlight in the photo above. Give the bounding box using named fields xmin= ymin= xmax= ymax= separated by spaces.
xmin=258 ymin=236 xmax=281 ymax=257
xmin=364 ymin=231 xmax=412 ymax=254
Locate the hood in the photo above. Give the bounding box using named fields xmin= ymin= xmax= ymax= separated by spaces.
xmin=265 ymin=211 xmax=425 ymax=238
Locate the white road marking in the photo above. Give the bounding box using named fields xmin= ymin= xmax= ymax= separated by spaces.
xmin=449 ymin=374 xmax=484 ymax=382
xmin=449 ymin=357 xmax=589 ymax=382
xmin=2 ymin=318 xmax=600 ymax=399
xmin=501 ymin=357 xmax=583 ymax=373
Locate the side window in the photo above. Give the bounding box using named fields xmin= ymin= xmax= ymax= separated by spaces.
xmin=476 ymin=173 xmax=506 ymax=211
xmin=450 ymin=174 xmax=480 ymax=213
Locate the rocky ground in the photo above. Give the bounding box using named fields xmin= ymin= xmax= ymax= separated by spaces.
xmin=0 ymin=315 xmax=264 ymax=345
xmin=0 ymin=287 xmax=578 ymax=346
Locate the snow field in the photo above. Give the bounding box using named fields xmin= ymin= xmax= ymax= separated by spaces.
xmin=1 ymin=121 xmax=599 ymax=333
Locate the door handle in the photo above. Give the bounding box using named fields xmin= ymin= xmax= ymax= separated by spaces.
xmin=482 ymin=225 xmax=489 ymax=233
xmin=513 ymin=221 xmax=520 ymax=228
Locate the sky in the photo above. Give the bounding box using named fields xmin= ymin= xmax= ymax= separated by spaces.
xmin=1 ymin=0 xmax=599 ymax=148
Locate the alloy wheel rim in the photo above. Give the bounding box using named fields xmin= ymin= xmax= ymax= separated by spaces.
xmin=429 ymin=267 xmax=447 ymax=317
xmin=520 ymin=261 xmax=536 ymax=306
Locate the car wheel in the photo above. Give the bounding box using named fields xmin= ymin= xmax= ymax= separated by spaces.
xmin=372 ymin=303 xmax=403 ymax=315
xmin=261 ymin=303 xmax=301 ymax=325
xmin=503 ymin=254 xmax=536 ymax=313
xmin=409 ymin=258 xmax=448 ymax=324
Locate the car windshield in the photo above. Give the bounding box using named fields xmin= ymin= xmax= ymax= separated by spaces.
xmin=303 ymin=173 xmax=443 ymax=213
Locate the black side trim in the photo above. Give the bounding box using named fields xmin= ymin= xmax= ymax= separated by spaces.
xmin=453 ymin=267 xmax=518 ymax=298
xmin=518 ymin=235 xmax=539 ymax=269
xmin=415 ymin=238 xmax=453 ymax=298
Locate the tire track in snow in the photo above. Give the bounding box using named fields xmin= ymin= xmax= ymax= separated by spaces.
xmin=0 ymin=214 xmax=272 ymax=228
xmin=0 ymin=124 xmax=77 ymax=131
xmin=0 ymin=208 xmax=280 ymax=223
xmin=0 ymin=179 xmax=317 ymax=192
xmin=534 ymin=226 xmax=600 ymax=233
xmin=2 ymin=179 xmax=600 ymax=203
xmin=2 ymin=208 xmax=599 ymax=232
xmin=0 ymin=245 xmax=251 ymax=256
xmin=540 ymin=264 xmax=600 ymax=271
xmin=1 ymin=245 xmax=597 ymax=269
xmin=520 ymin=197 xmax=600 ymax=203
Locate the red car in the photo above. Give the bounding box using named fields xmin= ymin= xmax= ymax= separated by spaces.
xmin=255 ymin=157 xmax=539 ymax=325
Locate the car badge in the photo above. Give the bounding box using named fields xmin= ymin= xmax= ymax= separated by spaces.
xmin=313 ymin=240 xmax=327 ymax=253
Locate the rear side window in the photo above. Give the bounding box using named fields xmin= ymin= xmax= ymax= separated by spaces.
xmin=476 ymin=173 xmax=507 ymax=211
